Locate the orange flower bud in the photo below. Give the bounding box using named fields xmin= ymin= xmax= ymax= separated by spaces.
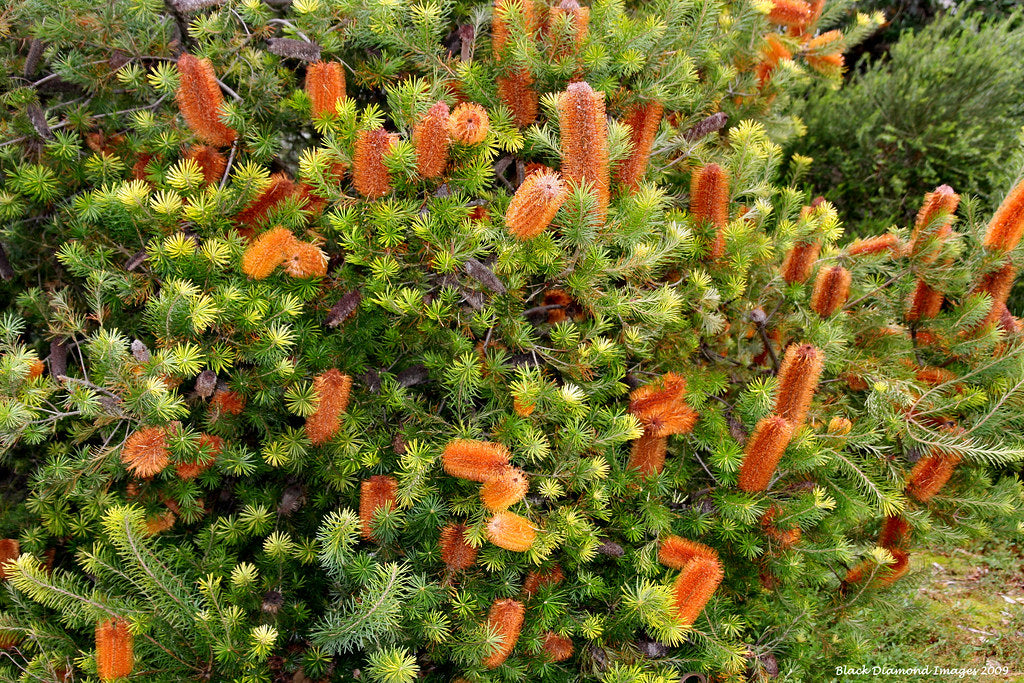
xmin=493 ymin=0 xmax=538 ymax=58
xmin=810 ymin=265 xmax=851 ymax=317
xmin=176 ymin=54 xmax=236 ymax=147
xmin=0 ymin=539 xmax=19 ymax=580
xmin=906 ymin=446 xmax=962 ymax=503
xmin=774 ymin=343 xmax=824 ymax=427
xmin=558 ymin=81 xmax=610 ymax=221
xmin=480 ymin=466 xmax=529 ymax=510
xmin=360 ymin=475 xmax=398 ymax=540
xmin=186 ymin=145 xmax=227 ymax=185
xmin=497 ymin=71 xmax=539 ymax=128
xmin=413 ymin=101 xmax=451 ymax=179
xmin=440 ymin=523 xmax=478 ymax=571
xmin=483 ymin=598 xmax=525 ymax=668
xmin=827 ymin=416 xmax=852 ymax=435
xmin=513 ymin=396 xmax=535 ymax=417
xmin=658 ymin=536 xmax=718 ymax=570
xmin=122 ymin=426 xmax=170 ymax=478
xmin=756 ymin=34 xmax=792 ymax=87
xmin=614 ymin=102 xmax=664 ymax=193
xmin=984 ymin=178 xmax=1024 ymax=252
xmin=973 ymin=260 xmax=1018 ymax=327
xmin=915 ymin=366 xmax=955 ymax=386
xmin=878 ymin=515 xmax=911 ymax=550
xmin=737 ymin=416 xmax=794 ymax=492
xmin=448 ymin=102 xmax=490 ymax=145
xmin=672 ymin=555 xmax=724 ymax=626
xmin=906 ymin=280 xmax=944 ymax=321
xmin=505 ymin=171 xmax=569 ymax=240
xmin=627 ymin=433 xmax=668 ymax=477
xmin=768 ymin=0 xmax=812 ymax=28
xmin=847 ymin=233 xmax=899 ymax=257
xmin=241 ymin=227 xmax=300 ymax=279
xmin=628 ymin=373 xmax=698 ymax=437
xmin=486 ymin=510 xmax=536 ymax=552
xmin=237 ymin=174 xmax=298 ymax=228
xmin=211 ymin=389 xmax=245 ymax=416
xmin=282 ymin=241 xmax=328 ymax=278
xmin=547 ymin=0 xmax=590 ymax=60
xmin=690 ymin=163 xmax=730 ymax=258
xmin=911 ymin=184 xmax=959 ymax=247
xmin=780 ymin=240 xmax=821 ymax=284
xmin=177 ymin=433 xmax=222 ymax=480
xmin=306 ymin=61 xmax=346 ymax=118
xmin=523 ymin=565 xmax=564 ymax=596
xmin=541 ymin=631 xmax=574 ymax=662
xmin=304 ymin=369 xmax=353 ymax=445
xmin=26 ymin=359 xmax=44 ymax=380
xmin=443 ymin=439 xmax=511 ymax=482
xmin=96 ymin=618 xmax=133 ymax=681
xmin=144 ymin=510 xmax=176 ymax=536
xmin=353 ymin=128 xmax=398 ymax=198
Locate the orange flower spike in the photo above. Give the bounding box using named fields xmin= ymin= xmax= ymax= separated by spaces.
xmin=121 ymin=426 xmax=170 ymax=478
xmin=211 ymin=389 xmax=245 ymax=416
xmin=761 ymin=508 xmax=802 ymax=548
xmin=175 ymin=54 xmax=236 ymax=147
xmin=241 ymin=227 xmax=300 ymax=279
xmin=672 ymin=555 xmax=724 ymax=626
xmin=874 ymin=548 xmax=911 ymax=587
xmin=186 ymin=145 xmax=227 ymax=185
xmin=177 ymin=433 xmax=223 ymax=480
xmin=974 ymin=261 xmax=1018 ymax=326
xmin=690 ymin=163 xmax=730 ymax=258
xmin=95 ymin=618 xmax=134 ymax=681
xmin=737 ymin=416 xmax=794 ymax=493
xmin=482 ymin=598 xmax=526 ymax=668
xmin=306 ymin=61 xmax=346 ymax=118
xmin=828 ymin=416 xmax=853 ymax=435
xmin=236 ymin=174 xmax=298 ymax=228
xmin=810 ymin=265 xmax=852 ymax=317
xmin=906 ymin=280 xmax=944 ymax=321
xmin=486 ymin=510 xmax=536 ymax=552
xmin=557 ymin=81 xmax=610 ymax=221
xmin=541 ymin=632 xmax=574 ymax=662
xmin=304 ymin=369 xmax=353 ymax=445
xmin=906 ymin=447 xmax=962 ymax=503
xmin=440 ymin=523 xmax=478 ymax=571
xmin=614 ymin=101 xmax=664 ymax=193
xmin=493 ymin=0 xmax=538 ymax=58
xmin=413 ymin=101 xmax=451 ymax=179
xmin=909 ymin=184 xmax=959 ymax=259
xmin=0 ymin=539 xmax=19 ymax=580
xmin=658 ymin=536 xmax=718 ymax=570
xmin=627 ymin=433 xmax=667 ymax=477
xmin=449 ymin=102 xmax=490 ymax=145
xmin=353 ymin=127 xmax=398 ymax=199
xmin=756 ymin=34 xmax=792 ymax=87
xmin=768 ymin=0 xmax=812 ymax=28
xmin=548 ymin=0 xmax=590 ymax=59
xmin=774 ymin=343 xmax=825 ymax=426
xmin=878 ymin=515 xmax=911 ymax=550
xmin=781 ymin=240 xmax=821 ymax=284
xmin=916 ymin=366 xmax=956 ymax=386
xmin=144 ymin=510 xmax=176 ymax=536
xmin=480 ymin=466 xmax=529 ymax=511
xmin=847 ymin=234 xmax=900 ymax=257
xmin=984 ymin=178 xmax=1024 ymax=252
xmin=523 ymin=565 xmax=564 ymax=596
xmin=359 ymin=475 xmax=398 ymax=540
xmin=442 ymin=439 xmax=511 ymax=482
xmin=26 ymin=359 xmax=44 ymax=380
xmin=282 ymin=241 xmax=328 ymax=279
xmin=505 ymin=171 xmax=569 ymax=240
xmin=628 ymin=373 xmax=696 ymax=437
xmin=498 ymin=71 xmax=539 ymax=128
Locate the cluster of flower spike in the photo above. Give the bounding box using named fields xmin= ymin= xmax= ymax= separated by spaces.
xmin=95 ymin=618 xmax=133 ymax=681
xmin=241 ymin=227 xmax=327 ymax=280
xmin=176 ymin=54 xmax=236 ymax=147
xmin=614 ymin=102 xmax=664 ymax=193
xmin=627 ymin=373 xmax=699 ymax=477
xmin=493 ymin=0 xmax=539 ymax=127
xmin=906 ymin=184 xmax=960 ymax=322
xmin=658 ymin=536 xmax=724 ymax=626
xmin=305 ymin=61 xmax=346 ymax=118
xmin=974 ymin=177 xmax=1024 ymax=326
xmin=505 ymin=171 xmax=569 ymax=240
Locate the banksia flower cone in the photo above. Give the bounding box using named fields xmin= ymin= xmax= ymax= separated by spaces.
xmin=282 ymin=241 xmax=328 ymax=278
xmin=486 ymin=510 xmax=536 ymax=552
xmin=360 ymin=475 xmax=398 ymax=540
xmin=810 ymin=265 xmax=851 ymax=317
xmin=440 ymin=523 xmax=478 ymax=571
xmin=804 ymin=31 xmax=845 ymax=77
xmin=96 ymin=618 xmax=133 ymax=681
xmin=187 ymin=145 xmax=227 ymax=185
xmin=541 ymin=632 xmax=574 ymax=662
xmin=241 ymin=227 xmax=300 ymax=279
xmin=306 ymin=61 xmax=345 ymax=117
xmin=910 ymin=184 xmax=959 ymax=259
xmin=0 ymin=539 xmax=19 ymax=580
xmin=304 ymin=369 xmax=353 ymax=445
xmin=984 ymin=178 xmax=1024 ymax=252
xmin=781 ymin=240 xmax=821 ymax=284
xmin=558 ymin=81 xmax=610 ymax=221
xmin=122 ymin=426 xmax=169 ymax=478
xmin=973 ymin=261 xmax=1018 ymax=327
xmin=483 ymin=598 xmax=525 ymax=668
xmin=480 ymin=466 xmax=529 ymax=510
xmin=761 ymin=507 xmax=802 ymax=548
xmin=236 ymin=173 xmax=297 ymax=227
xmin=627 ymin=433 xmax=667 ymax=477
xmin=614 ymin=102 xmax=664 ymax=193
xmin=756 ymin=34 xmax=792 ymax=87
xmin=505 ymin=171 xmax=569 ymax=240
xmin=737 ymin=416 xmax=794 ymax=492
xmin=353 ymin=128 xmax=397 ymax=198
xmin=774 ymin=343 xmax=824 ymax=427
xmin=659 ymin=536 xmax=718 ymax=570
xmin=906 ymin=446 xmax=962 ymax=503
xmin=844 ymin=549 xmax=910 ymax=588
xmin=548 ymin=0 xmax=590 ymax=60
xmin=523 ymin=565 xmax=564 ymax=596
xmin=498 ymin=71 xmax=539 ymax=128
xmin=413 ymin=101 xmax=451 ymax=179
xmin=176 ymin=54 xmax=236 ymax=147
xmin=906 ymin=280 xmax=943 ymax=321
xmin=493 ymin=0 xmax=538 ymax=58
xmin=878 ymin=515 xmax=911 ymax=550
xmin=848 ymin=234 xmax=899 ymax=257
xmin=448 ymin=103 xmax=489 ymax=145
xmin=629 ymin=373 xmax=698 ymax=437
xmin=443 ymin=439 xmax=511 ymax=481
xmin=177 ymin=433 xmax=222 ymax=480
xmin=672 ymin=554 xmax=724 ymax=626
xmin=690 ymin=163 xmax=730 ymax=258
xmin=768 ymin=0 xmax=812 ymax=27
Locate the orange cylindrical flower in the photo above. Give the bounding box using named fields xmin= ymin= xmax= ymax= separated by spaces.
xmin=443 ymin=439 xmax=511 ymax=482
xmin=558 ymin=81 xmax=610 ymax=222
xmin=413 ymin=101 xmax=451 ymax=179
xmin=627 ymin=433 xmax=668 ymax=477
xmin=756 ymin=34 xmax=792 ymax=87
xmin=844 ymin=549 xmax=910 ymax=588
xmin=658 ymin=536 xmax=718 ymax=570
xmin=915 ymin=366 xmax=956 ymax=386
xmin=211 ymin=389 xmax=245 ymax=416
xmin=486 ymin=511 xmax=536 ymax=552
xmin=186 ymin=145 xmax=227 ymax=185
xmin=909 ymin=184 xmax=959 ymax=262
xmin=176 ymin=54 xmax=236 ymax=147
xmin=523 ymin=565 xmax=564 ymax=596
xmin=614 ymin=102 xmax=664 ymax=193
xmin=304 ymin=369 xmax=353 ymax=445
xmin=973 ymin=261 xmax=1018 ymax=327
xmin=774 ymin=343 xmax=824 ymax=426
xmin=241 ymin=226 xmax=300 ymax=279
xmin=984 ymin=178 xmax=1024 ymax=252
xmin=480 ymin=466 xmax=529 ymax=511
xmin=360 ymin=475 xmax=398 ymax=540
xmin=482 ymin=598 xmax=526 ymax=668
xmin=122 ymin=426 xmax=169 ymax=478
xmin=761 ymin=507 xmax=802 ymax=548
xmin=306 ymin=61 xmax=346 ymax=118
xmin=781 ymin=240 xmax=821 ymax=284
xmin=906 ymin=280 xmax=944 ymax=322
xmin=96 ymin=618 xmax=133 ymax=681
xmin=282 ymin=241 xmax=328 ymax=278
xmin=768 ymin=0 xmax=812 ymax=27
xmin=449 ymin=102 xmax=490 ymax=145
xmin=547 ymin=0 xmax=590 ymax=60
xmin=541 ymin=632 xmax=574 ymax=662
xmin=353 ymin=127 xmax=398 ymax=198
xmin=628 ymin=373 xmax=698 ymax=437
xmin=737 ymin=416 xmax=794 ymax=492
xmin=236 ymin=173 xmax=298 ymax=227
xmin=906 ymin=446 xmax=962 ymax=503
xmin=177 ymin=433 xmax=222 ymax=480
xmin=498 ymin=71 xmax=539 ymax=128
xmin=690 ymin=163 xmax=730 ymax=258
xmin=847 ymin=233 xmax=899 ymax=257
xmin=505 ymin=171 xmax=569 ymax=240
xmin=493 ymin=0 xmax=538 ymax=58
xmin=878 ymin=515 xmax=911 ymax=550
xmin=0 ymin=539 xmax=19 ymax=580
xmin=440 ymin=523 xmax=478 ymax=571
xmin=810 ymin=265 xmax=851 ymax=317
xmin=671 ymin=555 xmax=724 ymax=626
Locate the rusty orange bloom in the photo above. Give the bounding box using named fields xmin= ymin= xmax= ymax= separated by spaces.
xmin=906 ymin=280 xmax=944 ymax=321
xmin=122 ymin=426 xmax=170 ymax=478
xmin=413 ymin=101 xmax=451 ymax=179
xmin=176 ymin=54 xmax=236 ymax=147
xmin=781 ymin=239 xmax=821 ymax=284
xmin=306 ymin=61 xmax=346 ymax=117
xmin=96 ymin=618 xmax=134 ymax=681
xmin=486 ymin=510 xmax=536 ymax=552
xmin=480 ymin=466 xmax=529 ymax=511
xmin=186 ymin=145 xmax=227 ymax=185
xmin=809 ymin=265 xmax=851 ymax=317
xmin=360 ymin=475 xmax=398 ymax=540
xmin=614 ymin=102 xmax=664 ymax=193
xmin=440 ymin=523 xmax=478 ymax=571
xmin=659 ymin=536 xmax=718 ymax=570
xmin=847 ymin=233 xmax=899 ymax=257
xmin=672 ymin=554 xmax=724 ymax=626
xmin=282 ymin=241 xmax=328 ymax=279
xmin=353 ymin=128 xmax=398 ymax=198
xmin=774 ymin=343 xmax=824 ymax=427
xmin=523 ymin=564 xmax=564 ymax=596
xmin=241 ymin=227 xmax=300 ymax=280
xmin=304 ymin=369 xmax=353 ymax=445
xmin=541 ymin=631 xmax=574 ymax=662
xmin=448 ymin=102 xmax=489 ymax=145
xmin=443 ymin=439 xmax=511 ymax=481
xmin=558 ymin=81 xmax=610 ymax=221
xmin=498 ymin=71 xmax=539 ymax=128
xmin=483 ymin=598 xmax=525 ymax=668
xmin=690 ymin=163 xmax=730 ymax=258
xmin=737 ymin=416 xmax=794 ymax=492
xmin=983 ymin=178 xmax=1024 ymax=252
xmin=768 ymin=0 xmax=812 ymax=28
xmin=505 ymin=171 xmax=569 ymax=240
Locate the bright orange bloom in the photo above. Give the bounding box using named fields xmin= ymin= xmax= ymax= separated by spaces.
xmin=241 ymin=227 xmax=300 ymax=279
xmin=493 ymin=0 xmax=538 ymax=58
xmin=513 ymin=396 xmax=535 ymax=417
xmin=96 ymin=618 xmax=134 ymax=681
xmin=448 ymin=102 xmax=490 ymax=144
xmin=176 ymin=54 xmax=236 ymax=147
xmin=847 ymin=233 xmax=899 ymax=257
xmin=26 ymin=359 xmax=44 ymax=380
xmin=774 ymin=343 xmax=824 ymax=426
xmin=486 ymin=511 xmax=536 ymax=552
xmin=442 ymin=439 xmax=511 ymax=481
xmin=906 ymin=446 xmax=962 ymax=503
xmin=144 ymin=510 xmax=176 ymax=536
xmin=973 ymin=261 xmax=1018 ymax=327
xmin=547 ymin=0 xmax=590 ymax=60
xmin=523 ymin=565 xmax=564 ymax=596
xmin=628 ymin=373 xmax=698 ymax=437
xmin=304 ymin=369 xmax=353 ymax=445
xmin=505 ymin=171 xmax=569 ymax=240
xmin=627 ymin=433 xmax=668 ymax=477
xmin=756 ymin=34 xmax=792 ymax=87
xmin=810 ymin=265 xmax=851 ymax=317
xmin=737 ymin=416 xmax=794 ymax=492
xmin=237 ymin=173 xmax=297 ymax=227
xmin=122 ymin=426 xmax=170 ymax=478
xmin=658 ymin=536 xmax=718 ymax=570
xmin=768 ymin=0 xmax=812 ymax=28
xmin=186 ymin=145 xmax=227 ymax=185
xmin=353 ymin=128 xmax=397 ymax=198
xmin=360 ymin=475 xmax=398 ymax=540
xmin=690 ymin=163 xmax=730 ymax=258
xmin=878 ymin=515 xmax=911 ymax=550
xmin=672 ymin=555 xmax=724 ymax=626
xmin=0 ymin=539 xmax=19 ymax=580
xmin=906 ymin=280 xmax=944 ymax=321
xmin=804 ymin=31 xmax=845 ymax=76
xmin=761 ymin=507 xmax=802 ymax=548
xmin=440 ymin=523 xmax=478 ymax=571
xmin=282 ymin=241 xmax=328 ymax=278
xmin=844 ymin=548 xmax=910 ymax=587
xmin=614 ymin=102 xmax=664 ymax=193
xmin=558 ymin=81 xmax=610 ymax=221
xmin=789 ymin=0 xmax=824 ymax=37
xmin=498 ymin=71 xmax=539 ymax=128
xmin=909 ymin=184 xmax=959 ymax=260
xmin=828 ymin=416 xmax=852 ymax=435
xmin=541 ymin=631 xmax=574 ymax=662
xmin=480 ymin=466 xmax=529 ymax=510
xmin=984 ymin=178 xmax=1024 ymax=252
xmin=306 ymin=61 xmax=346 ymax=117
xmin=781 ymin=240 xmax=821 ymax=284
xmin=413 ymin=101 xmax=451 ymax=179
xmin=483 ymin=598 xmax=526 ymax=668
xmin=915 ymin=366 xmax=955 ymax=386
xmin=177 ymin=433 xmax=222 ymax=480
xmin=211 ymin=389 xmax=245 ymax=416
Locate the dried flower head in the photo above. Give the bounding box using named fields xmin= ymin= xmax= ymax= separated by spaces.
xmin=658 ymin=536 xmax=718 ymax=570
xmin=353 ymin=128 xmax=398 ymax=198
xmin=282 ymin=241 xmax=328 ymax=278
xmin=306 ymin=61 xmax=346 ymax=117
xmin=483 ymin=598 xmax=526 ymax=668
xmin=768 ymin=0 xmax=812 ymax=28
xmin=541 ymin=631 xmax=574 ymax=662
xmin=360 ymin=475 xmax=398 ymax=540
xmin=448 ymin=102 xmax=490 ymax=145
xmin=558 ymin=81 xmax=610 ymax=221
xmin=505 ymin=171 xmax=569 ymax=240
xmin=523 ymin=565 xmax=565 ymax=596
xmin=122 ymin=426 xmax=170 ymax=478
xmin=984 ymin=178 xmax=1024 ymax=252
xmin=443 ymin=439 xmax=511 ymax=481
xmin=915 ymin=366 xmax=956 ymax=386
xmin=737 ymin=416 xmax=794 ymax=492
xmin=186 ymin=145 xmax=227 ymax=185
xmin=211 ymin=389 xmax=245 ymax=416
xmin=96 ymin=618 xmax=134 ymax=681
xmin=672 ymin=555 xmax=724 ymax=626
xmin=480 ymin=466 xmax=529 ymax=510
xmin=0 ymin=539 xmax=19 ymax=580
xmin=498 ymin=71 xmax=539 ymax=128
xmin=810 ymin=265 xmax=851 ymax=317
xmin=413 ymin=101 xmax=451 ymax=179
xmin=177 ymin=433 xmax=222 ymax=480
xmin=440 ymin=523 xmax=478 ymax=571
xmin=176 ymin=54 xmax=236 ymax=147
xmin=906 ymin=280 xmax=944 ymax=322
xmin=614 ymin=102 xmax=664 ymax=193
xmin=774 ymin=343 xmax=824 ymax=427
xmin=690 ymin=163 xmax=730 ymax=258
xmin=304 ymin=369 xmax=353 ymax=445
xmin=241 ymin=227 xmax=300 ymax=279
xmin=847 ymin=233 xmax=899 ymax=257
xmin=780 ymin=240 xmax=821 ymax=284
xmin=486 ymin=510 xmax=536 ymax=552
xmin=627 ymin=433 xmax=668 ymax=477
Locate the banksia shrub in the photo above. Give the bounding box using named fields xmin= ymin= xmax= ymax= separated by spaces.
xmin=497 ymin=72 xmax=539 ymax=128
xmin=353 ymin=128 xmax=397 ymax=198
xmin=95 ymin=618 xmax=133 ymax=681
xmin=774 ymin=344 xmax=824 ymax=426
xmin=767 ymin=0 xmax=812 ymax=28
xmin=671 ymin=554 xmax=724 ymax=626
xmin=413 ymin=101 xmax=451 ymax=179
xmin=690 ymin=163 xmax=730 ymax=258
xmin=306 ymin=61 xmax=346 ymax=117
xmin=241 ymin=227 xmax=300 ymax=279
xmin=983 ymin=177 xmax=1024 ymax=252
xmin=121 ymin=426 xmax=169 ymax=478
xmin=480 ymin=466 xmax=529 ymax=510
xmin=614 ymin=102 xmax=664 ymax=193
xmin=448 ymin=102 xmax=490 ymax=145
xmin=439 ymin=523 xmax=478 ymax=571
xmin=359 ymin=475 xmax=398 ymax=540
xmin=176 ymin=54 xmax=236 ymax=147
xmin=505 ymin=171 xmax=569 ymax=240
xmin=906 ymin=280 xmax=944 ymax=321
xmin=737 ymin=416 xmax=794 ymax=492
xmin=557 ymin=81 xmax=609 ymax=221
xmin=482 ymin=599 xmax=525 ymax=669
xmin=486 ymin=511 xmax=536 ymax=552
xmin=443 ymin=439 xmax=511 ymax=481
xmin=810 ymin=265 xmax=851 ymax=317
xmin=304 ymin=369 xmax=352 ymax=445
